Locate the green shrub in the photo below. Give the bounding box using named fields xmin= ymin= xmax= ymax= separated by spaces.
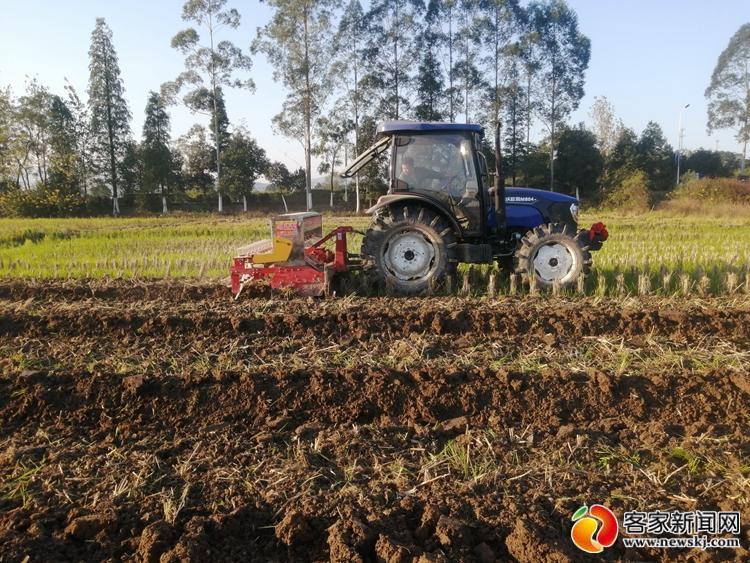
xmin=671 ymin=177 xmax=750 ymax=204
xmin=0 ymin=187 xmax=87 ymax=218
xmin=601 ymin=168 xmax=650 ymax=212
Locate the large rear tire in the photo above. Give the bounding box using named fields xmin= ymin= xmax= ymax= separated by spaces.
xmin=514 ymin=223 xmax=591 ymax=289
xmin=361 ymin=205 xmax=457 ymax=295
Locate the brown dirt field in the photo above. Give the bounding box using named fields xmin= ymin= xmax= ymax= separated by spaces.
xmin=0 ymin=280 xmax=749 ymax=562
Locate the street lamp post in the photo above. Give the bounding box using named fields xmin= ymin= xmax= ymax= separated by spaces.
xmin=676 ymin=103 xmax=690 ymax=186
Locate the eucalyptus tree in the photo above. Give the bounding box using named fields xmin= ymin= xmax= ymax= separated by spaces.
xmin=63 ymin=82 xmax=94 ymax=197
xmin=442 ymin=0 xmax=460 ymax=122
xmin=177 ymin=124 xmax=216 ymax=196
xmin=588 ymin=96 xmax=623 ymax=159
xmin=334 ymin=0 xmax=368 ymax=212
xmin=477 ymin=0 xmax=520 ymax=131
xmin=364 ymin=0 xmax=425 ymax=120
xmin=14 ymin=81 xmax=55 ymax=189
xmin=503 ymin=55 xmax=529 ymax=185
xmin=705 ymin=23 xmax=750 ymax=172
xmin=526 ymin=0 xmax=590 ymax=191
xmin=254 ymin=0 xmax=337 ymax=211
xmin=165 ymin=0 xmax=254 ymax=212
xmin=0 ymin=88 xmax=13 ymax=189
xmin=454 ymin=0 xmax=485 ymax=123
xmin=414 ymin=0 xmax=446 ymax=121
xmin=315 ymin=113 xmax=353 ymax=207
xmin=87 ymin=18 xmax=132 ymax=215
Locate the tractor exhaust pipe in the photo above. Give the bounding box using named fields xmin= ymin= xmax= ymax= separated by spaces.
xmin=494 ymin=122 xmax=506 ymax=233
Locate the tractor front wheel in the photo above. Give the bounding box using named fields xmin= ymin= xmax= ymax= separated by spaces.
xmin=361 ymin=205 xmax=457 ymax=295
xmin=514 ymin=223 xmax=591 ymax=289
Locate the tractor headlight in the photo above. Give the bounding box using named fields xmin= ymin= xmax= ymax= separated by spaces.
xmin=570 ymin=203 xmax=579 ymax=222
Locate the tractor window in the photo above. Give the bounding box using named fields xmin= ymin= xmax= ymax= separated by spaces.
xmin=394 ymin=134 xmax=476 ymax=199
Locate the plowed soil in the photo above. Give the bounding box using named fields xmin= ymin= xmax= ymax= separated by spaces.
xmin=1 ymin=280 xmax=749 ymax=562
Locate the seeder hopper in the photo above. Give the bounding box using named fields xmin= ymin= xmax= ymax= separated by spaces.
xmin=230 ymin=212 xmax=360 ymax=297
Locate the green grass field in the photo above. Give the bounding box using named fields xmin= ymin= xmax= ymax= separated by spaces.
xmin=1 ymin=212 xmax=749 ymax=295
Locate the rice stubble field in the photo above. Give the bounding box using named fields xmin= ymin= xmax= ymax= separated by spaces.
xmin=0 ymin=213 xmax=749 ymax=561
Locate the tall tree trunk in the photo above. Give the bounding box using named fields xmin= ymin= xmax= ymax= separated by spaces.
xmin=393 ymin=2 xmax=400 ymax=119
xmin=549 ymin=135 xmax=555 ymax=192
xmin=103 ymin=47 xmax=119 ymax=216
xmin=304 ymin=7 xmax=313 ymax=211
xmin=343 ymin=144 xmax=349 ymax=203
xmin=511 ymin=93 xmax=518 ymax=186
xmin=214 ymin=118 xmax=222 ymax=213
xmin=464 ymin=34 xmax=469 ymax=123
xmin=353 ymin=31 xmax=360 ymax=213
xmin=525 ymin=69 xmax=532 ymax=187
xmin=243 ymin=194 xmax=248 ymax=212
xmin=355 ymin=176 xmax=361 ymax=214
xmin=209 ymin=11 xmax=223 ymax=213
xmin=549 ymin=89 xmax=556 ymax=192
xmin=394 ymin=37 xmax=399 ymax=119
xmin=740 ymin=60 xmax=750 ymax=176
xmin=107 ymin=115 xmax=118 ymax=215
xmin=493 ymin=7 xmax=500 ymax=128
xmin=448 ymin=10 xmax=454 ymax=122
xmin=330 ymin=167 xmax=334 ymax=208
xmin=305 ymin=140 xmax=312 ymax=211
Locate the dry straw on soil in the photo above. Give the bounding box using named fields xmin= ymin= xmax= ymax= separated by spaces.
xmin=1 ymin=282 xmax=749 ymax=561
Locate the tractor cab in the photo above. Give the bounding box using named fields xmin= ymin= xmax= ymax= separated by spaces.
xmin=343 ymin=122 xmax=488 ymax=238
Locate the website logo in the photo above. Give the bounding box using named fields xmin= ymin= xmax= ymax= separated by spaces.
xmin=571 ymin=504 xmax=619 ymax=553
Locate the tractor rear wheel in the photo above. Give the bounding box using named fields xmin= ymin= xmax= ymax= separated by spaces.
xmin=514 ymin=223 xmax=591 ymax=289
xmin=361 ymin=205 xmax=457 ymax=295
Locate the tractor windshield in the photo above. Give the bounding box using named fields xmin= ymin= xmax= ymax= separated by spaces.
xmin=392 ymin=133 xmax=482 ymax=233
xmin=393 ymin=133 xmax=477 ymax=199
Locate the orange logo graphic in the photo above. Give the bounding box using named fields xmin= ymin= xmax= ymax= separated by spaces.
xmin=571 ymin=504 xmax=619 ymax=553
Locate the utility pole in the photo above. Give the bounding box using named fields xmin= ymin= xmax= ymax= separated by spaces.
xmin=676 ymin=103 xmax=690 ymax=186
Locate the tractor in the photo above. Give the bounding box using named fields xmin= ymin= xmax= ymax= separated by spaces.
xmin=341 ymin=120 xmax=608 ymax=294
xmin=230 ymin=120 xmax=607 ymax=296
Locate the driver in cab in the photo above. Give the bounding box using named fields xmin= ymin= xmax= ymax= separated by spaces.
xmin=399 ymin=151 xmax=466 ymax=196
xmin=399 ymin=156 xmax=420 ymax=188
xmin=399 ymin=156 xmax=448 ymax=189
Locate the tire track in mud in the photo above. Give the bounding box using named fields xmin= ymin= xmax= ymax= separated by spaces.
xmin=4 ymin=357 xmax=749 ymax=438
xmin=0 ymin=279 xmax=235 ymax=302
xmin=1 ymin=297 xmax=749 ymax=346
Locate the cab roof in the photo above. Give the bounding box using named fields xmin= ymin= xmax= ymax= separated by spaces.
xmin=376 ymin=121 xmax=484 ymax=136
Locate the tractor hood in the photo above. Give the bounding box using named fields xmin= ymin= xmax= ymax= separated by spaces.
xmin=505 ymin=187 xmax=577 ymax=204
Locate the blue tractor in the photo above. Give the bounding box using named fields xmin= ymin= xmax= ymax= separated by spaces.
xmin=342 ymin=121 xmax=608 ymax=294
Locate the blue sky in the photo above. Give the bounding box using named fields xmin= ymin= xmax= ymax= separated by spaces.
xmin=1 ymin=0 xmax=748 ymax=169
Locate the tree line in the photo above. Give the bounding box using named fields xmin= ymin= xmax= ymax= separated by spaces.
xmin=0 ymin=0 xmax=747 ymax=217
